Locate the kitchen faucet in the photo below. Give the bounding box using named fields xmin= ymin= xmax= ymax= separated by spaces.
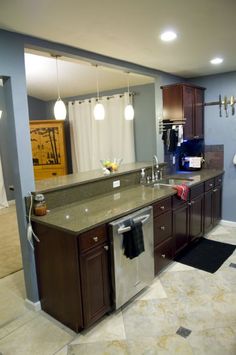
xmin=152 ymin=155 xmax=159 ymax=182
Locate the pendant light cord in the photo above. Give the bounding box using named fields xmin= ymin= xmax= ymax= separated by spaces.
xmin=55 ymin=56 xmax=61 ymax=99
xmin=96 ymin=65 xmax=100 ymax=101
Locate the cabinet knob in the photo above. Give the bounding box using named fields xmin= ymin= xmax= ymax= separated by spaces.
xmin=104 ymin=245 xmax=109 ymax=251
xmin=194 ymin=135 xmax=200 ymax=139
xmin=218 ymin=179 xmax=222 ymax=182
xmin=160 ymin=226 xmax=165 ymax=231
xmin=93 ymin=236 xmax=99 ymax=242
xmin=161 ymin=254 xmax=166 ymax=258
xmin=209 ymin=183 xmax=213 ymax=187
xmin=160 ymin=206 xmax=165 ymax=210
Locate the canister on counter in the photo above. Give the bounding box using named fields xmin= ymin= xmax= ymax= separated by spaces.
xmin=34 ymin=193 xmax=47 ymax=216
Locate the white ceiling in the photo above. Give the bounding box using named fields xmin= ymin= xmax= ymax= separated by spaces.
xmin=24 ymin=50 xmax=154 ymax=101
xmin=1 ymin=0 xmax=236 ymax=85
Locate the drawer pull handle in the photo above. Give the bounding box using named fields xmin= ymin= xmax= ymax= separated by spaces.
xmin=160 ymin=226 xmax=165 ymax=231
xmin=104 ymin=245 xmax=109 ymax=251
xmin=93 ymin=237 xmax=99 ymax=242
xmin=218 ymin=179 xmax=222 ymax=182
xmin=160 ymin=206 xmax=165 ymax=210
xmin=213 ymin=188 xmax=218 ymax=192
xmin=209 ymin=183 xmax=213 ymax=187
xmin=161 ymin=254 xmax=166 ymax=258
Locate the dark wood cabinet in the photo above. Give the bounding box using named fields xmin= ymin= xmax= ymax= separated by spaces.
xmin=173 ymin=201 xmax=189 ymax=255
xmin=204 ymin=175 xmax=223 ymax=234
xmin=33 ymin=223 xmax=111 ymax=332
xmin=153 ymin=197 xmax=173 ymax=275
xmin=189 ymin=183 xmax=204 ymax=242
xmin=80 ymin=243 xmax=110 ymax=327
xmin=161 ymin=83 xmax=205 ymax=140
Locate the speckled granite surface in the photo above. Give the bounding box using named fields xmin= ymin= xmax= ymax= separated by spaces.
xmin=31 ymin=169 xmax=224 ymax=235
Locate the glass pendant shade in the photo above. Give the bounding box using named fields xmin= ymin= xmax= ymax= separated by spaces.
xmin=94 ymin=102 xmax=105 ymax=120
xmin=54 ymin=98 xmax=67 ymax=120
xmin=0 ymin=110 xmax=2 ymax=119
xmin=124 ymin=103 xmax=134 ymax=120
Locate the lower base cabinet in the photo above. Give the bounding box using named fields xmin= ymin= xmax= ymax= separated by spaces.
xmin=80 ymin=243 xmax=111 ymax=327
xmin=173 ymin=201 xmax=189 ymax=255
xmin=154 ymin=237 xmax=173 ymax=275
xmin=33 ymin=223 xmax=111 ymax=332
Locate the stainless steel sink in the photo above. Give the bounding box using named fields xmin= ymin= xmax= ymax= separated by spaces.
xmin=146 ymin=177 xmax=193 ymax=188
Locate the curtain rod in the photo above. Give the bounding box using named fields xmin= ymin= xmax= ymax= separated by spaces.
xmin=70 ymin=92 xmax=136 ymax=105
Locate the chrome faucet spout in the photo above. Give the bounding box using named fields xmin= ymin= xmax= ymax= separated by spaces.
xmin=152 ymin=155 xmax=159 ymax=181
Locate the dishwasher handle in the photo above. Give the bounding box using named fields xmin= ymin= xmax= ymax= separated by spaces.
xmin=117 ymin=213 xmax=151 ymax=235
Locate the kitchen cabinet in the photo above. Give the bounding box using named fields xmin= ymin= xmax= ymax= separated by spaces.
xmin=161 ymin=83 xmax=205 ymax=140
xmin=33 ymin=223 xmax=111 ymax=332
xmin=188 ymin=183 xmax=204 ymax=242
xmin=173 ymin=200 xmax=189 ymax=255
xmin=153 ymin=197 xmax=173 ymax=274
xmin=30 ymin=120 xmax=67 ymax=180
xmin=79 ymin=226 xmax=111 ymax=327
xmin=204 ymin=175 xmax=223 ymax=234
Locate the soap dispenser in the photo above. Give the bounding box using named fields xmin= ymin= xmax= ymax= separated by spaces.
xmin=140 ymin=168 xmax=146 ymax=185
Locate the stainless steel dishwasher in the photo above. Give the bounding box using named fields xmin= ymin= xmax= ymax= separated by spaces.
xmin=109 ymin=206 xmax=154 ymax=309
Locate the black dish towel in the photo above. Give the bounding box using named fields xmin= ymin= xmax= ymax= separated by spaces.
xmin=122 ymin=219 xmax=145 ymax=259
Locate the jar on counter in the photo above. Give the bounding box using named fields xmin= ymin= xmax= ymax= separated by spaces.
xmin=34 ymin=193 xmax=47 ymax=216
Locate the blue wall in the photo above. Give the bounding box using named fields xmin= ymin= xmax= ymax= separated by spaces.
xmin=28 ymin=95 xmax=47 ymax=120
xmin=190 ymin=72 xmax=236 ymax=222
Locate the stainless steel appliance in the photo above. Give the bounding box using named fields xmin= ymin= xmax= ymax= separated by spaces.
xmin=109 ymin=206 xmax=154 ymax=309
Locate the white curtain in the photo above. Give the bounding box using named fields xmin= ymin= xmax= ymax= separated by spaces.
xmin=0 ymin=152 xmax=8 ymax=208
xmin=68 ymin=93 xmax=135 ymax=172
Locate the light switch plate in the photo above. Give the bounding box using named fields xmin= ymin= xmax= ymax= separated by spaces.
xmin=113 ymin=180 xmax=120 ymax=188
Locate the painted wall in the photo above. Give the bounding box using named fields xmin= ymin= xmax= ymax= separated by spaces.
xmin=0 ymin=85 xmax=15 ymax=200
xmin=28 ymin=95 xmax=47 ymax=120
xmin=189 ymin=72 xmax=236 ymax=222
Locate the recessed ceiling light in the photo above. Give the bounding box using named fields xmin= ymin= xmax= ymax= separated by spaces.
xmin=160 ymin=31 xmax=177 ymax=42
xmin=210 ymin=57 xmax=223 ymax=65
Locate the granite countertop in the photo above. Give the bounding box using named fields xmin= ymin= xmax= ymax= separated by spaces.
xmin=31 ymin=169 xmax=223 ymax=235
xmin=35 ymin=162 xmax=153 ymax=193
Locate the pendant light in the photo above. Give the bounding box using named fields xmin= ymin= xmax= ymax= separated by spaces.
xmin=94 ymin=65 xmax=105 ymax=120
xmin=124 ymin=72 xmax=134 ymax=120
xmin=53 ymin=55 xmax=67 ymax=120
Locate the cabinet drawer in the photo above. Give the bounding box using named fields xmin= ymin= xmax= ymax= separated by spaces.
xmin=204 ymin=178 xmax=214 ymax=192
xmin=190 ymin=183 xmax=204 ymax=199
xmin=154 ymin=211 xmax=172 ymax=246
xmin=215 ymin=175 xmax=223 ymax=186
xmin=153 ymin=197 xmax=171 ymax=217
xmin=79 ymin=225 xmax=107 ymax=253
xmin=154 ymin=237 xmax=173 ymax=275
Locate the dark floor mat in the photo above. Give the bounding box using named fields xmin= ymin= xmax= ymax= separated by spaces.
xmin=174 ymin=238 xmax=236 ymax=273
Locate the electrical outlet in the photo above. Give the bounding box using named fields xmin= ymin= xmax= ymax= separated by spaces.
xmin=113 ymin=180 xmax=120 ymax=188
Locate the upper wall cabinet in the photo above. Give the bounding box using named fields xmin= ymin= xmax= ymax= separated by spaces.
xmin=161 ymin=83 xmax=205 ymax=140
xmin=30 ymin=120 xmax=67 ymax=180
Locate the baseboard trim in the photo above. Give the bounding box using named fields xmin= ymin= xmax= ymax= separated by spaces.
xmin=25 ymin=298 xmax=41 ymax=312
xmin=220 ymin=220 xmax=236 ymax=227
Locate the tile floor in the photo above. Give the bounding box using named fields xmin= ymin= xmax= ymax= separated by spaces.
xmin=0 ymin=224 xmax=236 ymax=355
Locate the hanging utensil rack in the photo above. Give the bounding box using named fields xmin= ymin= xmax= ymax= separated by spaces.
xmin=158 ymin=118 xmax=186 ymax=134
xmin=204 ymin=95 xmax=235 ymax=117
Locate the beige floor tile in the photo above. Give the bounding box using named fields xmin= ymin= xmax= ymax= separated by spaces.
xmin=54 ymin=345 xmax=69 ymax=354
xmin=136 ymin=278 xmax=167 ymax=300
xmin=187 ymin=326 xmax=236 ymax=355
xmin=71 ymin=311 xmax=126 ymax=345
xmin=0 ymin=313 xmax=73 ymax=355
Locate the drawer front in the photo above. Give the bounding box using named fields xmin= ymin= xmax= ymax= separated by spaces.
xmin=153 ymin=197 xmax=172 ymax=217
xmin=154 ymin=211 xmax=172 ymax=246
xmin=154 ymin=237 xmax=173 ymax=275
xmin=190 ymin=183 xmax=204 ymax=199
xmin=204 ymin=178 xmax=214 ymax=192
xmin=215 ymin=175 xmax=223 ymax=186
xmin=79 ymin=225 xmax=107 ymax=253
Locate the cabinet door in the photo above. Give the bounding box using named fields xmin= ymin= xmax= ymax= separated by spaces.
xmin=194 ymin=88 xmax=204 ymax=139
xmin=213 ymin=185 xmax=222 ymax=227
xmin=189 ymin=194 xmax=204 ymax=242
xmin=80 ymin=244 xmax=111 ymax=327
xmin=173 ymin=203 xmax=189 ymax=255
xmin=204 ymin=190 xmax=213 ymax=234
xmin=183 ymin=86 xmax=194 ymax=139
